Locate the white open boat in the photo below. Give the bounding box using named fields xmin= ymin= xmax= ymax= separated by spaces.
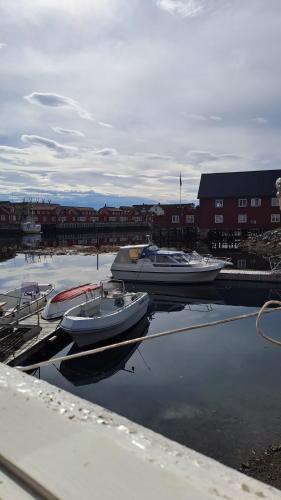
xmin=0 ymin=282 xmax=53 ymax=327
xmin=60 ymin=280 xmax=150 ymax=347
xmin=111 ymin=243 xmax=226 ymax=284
xmin=42 ymin=283 xmax=101 ymax=320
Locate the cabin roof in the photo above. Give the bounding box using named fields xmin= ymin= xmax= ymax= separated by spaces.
xmin=198 ymin=169 xmax=281 ymax=198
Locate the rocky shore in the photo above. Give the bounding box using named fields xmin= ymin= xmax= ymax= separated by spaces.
xmin=239 ymin=228 xmax=281 ymax=257
xmin=20 ymin=244 xmax=120 ymax=256
xmin=241 ymin=445 xmax=281 ymax=490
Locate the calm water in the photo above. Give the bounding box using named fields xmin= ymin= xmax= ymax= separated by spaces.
xmin=1 ymin=251 xmax=281 ymax=470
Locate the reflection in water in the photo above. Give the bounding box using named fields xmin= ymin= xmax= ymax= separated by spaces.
xmin=59 ymin=315 xmax=150 ymax=385
xmin=21 ymin=234 xmax=42 ymax=248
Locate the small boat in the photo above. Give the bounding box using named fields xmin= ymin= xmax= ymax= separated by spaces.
xmin=42 ymin=283 xmax=101 ymax=320
xmin=0 ymin=282 xmax=53 ymax=327
xmin=60 ymin=280 xmax=150 ymax=347
xmin=111 ymin=243 xmax=226 ymax=284
xmin=21 ymin=219 xmax=41 ymax=234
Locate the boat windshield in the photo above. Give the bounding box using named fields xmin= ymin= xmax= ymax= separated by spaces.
xmin=153 ymin=253 xmax=191 ymax=265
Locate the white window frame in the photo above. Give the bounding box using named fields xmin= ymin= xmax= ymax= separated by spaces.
xmin=186 ymin=215 xmax=194 ymax=224
xmin=271 ymin=214 xmax=280 ymax=223
xmin=171 ymin=215 xmax=179 ymax=223
xmin=271 ymin=197 xmax=278 ymax=207
xmin=0 ymin=214 xmax=6 ymax=221
xmin=215 ymin=214 xmax=223 ymax=224
xmin=238 ymin=214 xmax=247 ymax=223
xmin=251 ymin=198 xmax=261 ymax=207
xmin=238 ymin=199 xmax=247 ymax=207
xmin=215 ymin=199 xmax=224 ymax=208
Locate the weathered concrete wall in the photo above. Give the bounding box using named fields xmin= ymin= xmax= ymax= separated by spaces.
xmin=0 ymin=363 xmax=279 ymax=499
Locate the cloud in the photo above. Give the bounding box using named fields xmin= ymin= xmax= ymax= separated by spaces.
xmin=24 ymin=92 xmax=93 ymax=120
xmin=210 ymin=115 xmax=222 ymax=121
xmin=0 ymin=43 xmax=7 ymax=49
xmin=183 ymin=113 xmax=207 ymax=121
xmin=252 ymin=117 xmax=268 ymax=125
xmin=51 ymin=126 xmax=84 ymax=137
xmin=99 ymin=122 xmax=113 ymax=128
xmin=145 ymin=153 xmax=173 ymax=161
xmin=155 ymin=0 xmax=207 ymax=18
xmin=186 ymin=149 xmax=242 ymax=165
xmin=21 ymin=135 xmax=78 ymax=158
xmin=91 ymin=148 xmax=117 ymax=157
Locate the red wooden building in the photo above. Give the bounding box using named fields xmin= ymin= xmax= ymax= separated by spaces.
xmin=133 ymin=203 xmax=198 ymax=228
xmin=198 ymin=169 xmax=281 ymax=235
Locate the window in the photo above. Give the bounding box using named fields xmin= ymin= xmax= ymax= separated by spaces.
xmin=0 ymin=215 xmax=5 ymax=221
xmin=172 ymin=215 xmax=179 ymax=223
xmin=215 ymin=199 xmax=223 ymax=208
xmin=271 ymin=214 xmax=280 ymax=223
xmin=215 ymin=215 xmax=223 ymax=224
xmin=238 ymin=214 xmax=247 ymax=223
xmin=251 ymin=198 xmax=261 ymax=207
xmin=271 ymin=197 xmax=278 ymax=206
xmin=186 ymin=215 xmax=194 ymax=224
xmin=238 ymin=199 xmax=247 ymax=207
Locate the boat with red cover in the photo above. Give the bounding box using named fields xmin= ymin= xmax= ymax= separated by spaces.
xmin=42 ymin=283 xmax=100 ymax=320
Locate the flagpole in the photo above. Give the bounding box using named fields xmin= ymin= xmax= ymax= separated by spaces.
xmin=180 ymin=172 xmax=182 ymax=205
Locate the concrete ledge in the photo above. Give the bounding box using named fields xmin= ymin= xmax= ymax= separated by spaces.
xmin=217 ymin=269 xmax=281 ymax=283
xmin=0 ymin=363 xmax=279 ymax=499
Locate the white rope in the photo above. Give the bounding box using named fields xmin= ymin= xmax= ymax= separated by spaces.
xmin=16 ymin=306 xmax=281 ymax=372
xmin=256 ymin=299 xmax=281 ymax=346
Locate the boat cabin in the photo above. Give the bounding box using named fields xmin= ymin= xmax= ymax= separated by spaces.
xmin=114 ymin=245 xmax=191 ymax=266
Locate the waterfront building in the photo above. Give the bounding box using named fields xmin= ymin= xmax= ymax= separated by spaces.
xmin=198 ymin=169 xmax=281 ymax=236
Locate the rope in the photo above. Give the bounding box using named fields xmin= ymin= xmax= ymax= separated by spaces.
xmin=256 ymin=299 xmax=281 ymax=346
xmin=16 ymin=306 xmax=281 ymax=372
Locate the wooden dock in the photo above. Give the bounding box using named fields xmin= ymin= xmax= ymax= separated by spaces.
xmin=217 ymin=269 xmax=281 ymax=283
xmin=0 ymin=311 xmax=61 ymax=366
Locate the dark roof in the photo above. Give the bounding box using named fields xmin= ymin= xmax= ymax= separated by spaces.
xmin=198 ymin=170 xmax=281 ymax=198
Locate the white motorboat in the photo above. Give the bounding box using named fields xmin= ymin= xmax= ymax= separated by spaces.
xmin=111 ymin=244 xmax=226 ymax=284
xmin=60 ymin=280 xmax=150 ymax=347
xmin=0 ymin=282 xmax=53 ymax=327
xmin=42 ymin=283 xmax=101 ymax=320
xmin=21 ymin=219 xmax=41 ymax=234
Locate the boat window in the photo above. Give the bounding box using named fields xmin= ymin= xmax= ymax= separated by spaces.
xmin=172 ymin=254 xmax=190 ymax=263
xmin=155 ymin=255 xmax=174 ymax=263
xmin=129 ymin=248 xmax=141 ymax=262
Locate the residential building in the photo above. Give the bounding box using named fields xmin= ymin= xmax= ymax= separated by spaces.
xmin=198 ymin=169 xmax=281 ymax=234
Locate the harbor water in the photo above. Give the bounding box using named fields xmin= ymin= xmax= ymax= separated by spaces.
xmin=1 ymin=248 xmax=281 ymax=471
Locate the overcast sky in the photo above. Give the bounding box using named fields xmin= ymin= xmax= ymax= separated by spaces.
xmin=0 ymin=0 xmax=281 ymax=207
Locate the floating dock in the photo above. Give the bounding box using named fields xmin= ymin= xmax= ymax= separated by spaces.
xmin=0 ymin=312 xmax=61 ymax=366
xmin=217 ymin=269 xmax=281 ymax=283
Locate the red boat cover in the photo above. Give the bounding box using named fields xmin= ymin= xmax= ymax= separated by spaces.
xmin=51 ymin=283 xmax=100 ymax=303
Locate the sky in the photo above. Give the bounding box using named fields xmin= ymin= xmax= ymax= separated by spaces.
xmin=0 ymin=0 xmax=281 ymax=208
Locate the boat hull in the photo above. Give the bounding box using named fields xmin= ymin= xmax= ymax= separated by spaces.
xmin=61 ymin=293 xmax=149 ymax=347
xmin=111 ymin=267 xmax=222 ymax=283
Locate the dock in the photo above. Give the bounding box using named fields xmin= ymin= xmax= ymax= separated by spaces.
xmin=217 ymin=268 xmax=281 ymax=283
xmin=0 ymin=311 xmax=61 ymax=366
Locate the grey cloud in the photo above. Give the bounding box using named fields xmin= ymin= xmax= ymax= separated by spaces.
xmin=21 ymin=135 xmax=78 ymax=158
xmin=186 ymin=150 xmax=242 ymax=164
xmin=99 ymin=122 xmax=113 ymax=128
xmin=24 ymin=92 xmax=93 ymax=120
xmin=210 ymin=115 xmax=222 ymax=121
xmin=52 ymin=126 xmax=85 ymax=137
xmin=92 ymin=148 xmax=117 ymax=156
xmin=145 ymin=154 xmax=173 ymax=161
xmin=0 ymin=43 xmax=7 ymax=49
xmin=155 ymin=0 xmax=208 ymax=18
xmin=252 ymin=117 xmax=268 ymax=125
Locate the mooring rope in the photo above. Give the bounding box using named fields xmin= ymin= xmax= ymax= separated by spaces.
xmin=16 ymin=306 xmax=281 ymax=372
xmin=256 ymin=299 xmax=281 ymax=346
